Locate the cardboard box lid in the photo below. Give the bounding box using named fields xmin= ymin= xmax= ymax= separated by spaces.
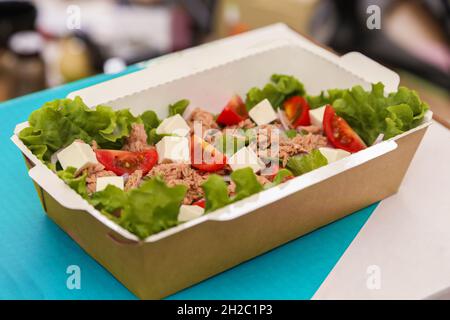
xmin=67 ymin=24 xmax=401 ymax=107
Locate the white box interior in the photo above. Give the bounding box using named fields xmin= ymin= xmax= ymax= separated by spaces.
xmin=80 ymin=45 xmax=376 ymax=119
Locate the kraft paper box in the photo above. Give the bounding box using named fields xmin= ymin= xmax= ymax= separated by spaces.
xmin=11 ymin=24 xmax=432 ymax=299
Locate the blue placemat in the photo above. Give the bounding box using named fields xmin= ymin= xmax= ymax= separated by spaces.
xmin=0 ymin=66 xmax=377 ymax=300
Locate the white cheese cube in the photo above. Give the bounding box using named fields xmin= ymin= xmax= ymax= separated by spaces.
xmin=156 ymin=114 xmax=190 ymax=137
xmin=248 ymin=99 xmax=278 ymax=126
xmin=156 ymin=136 xmax=190 ymax=164
xmin=228 ymin=147 xmax=265 ymax=173
xmin=178 ymin=205 xmax=205 ymax=222
xmin=96 ymin=176 xmax=124 ymax=192
xmin=309 ymin=106 xmax=326 ymax=129
xmin=319 ymin=147 xmax=351 ymax=164
xmin=57 ymin=141 xmax=98 ymax=171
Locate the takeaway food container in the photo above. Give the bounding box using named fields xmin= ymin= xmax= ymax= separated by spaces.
xmin=11 ymin=24 xmax=432 ymax=299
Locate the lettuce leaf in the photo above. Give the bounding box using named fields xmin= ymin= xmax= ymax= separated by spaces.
xmin=48 ymin=97 xmax=137 ymax=146
xmin=246 ymin=74 xmax=305 ymax=110
xmin=231 ymin=168 xmax=264 ymax=201
xmin=168 ymin=99 xmax=190 ymax=116
xmin=140 ymin=110 xmax=160 ymax=129
xmin=308 ymin=83 xmax=429 ymax=145
xmin=139 ymin=110 xmax=162 ymax=145
xmin=284 ymin=129 xmax=298 ymax=139
xmin=57 ymin=167 xmax=89 ymax=199
xmin=201 ymin=174 xmax=230 ymax=213
xmin=384 ymin=104 xmax=414 ymax=139
xmin=306 ymin=88 xmax=345 ymax=109
xmin=99 ymin=109 xmax=137 ymax=149
xmin=88 ymin=178 xmax=187 ymax=239
xmin=140 ymin=108 xmax=182 ymax=145
xmin=120 ymin=178 xmax=187 ymax=239
xmin=90 ymin=185 xmax=128 ymax=220
xmin=202 ymin=168 xmax=264 ymax=213
xmin=19 ymin=97 xmax=138 ymax=161
xmin=287 ymin=150 xmax=328 ymax=176
xmin=19 ymin=104 xmax=92 ymax=161
xmin=269 ymin=169 xmax=294 ymax=187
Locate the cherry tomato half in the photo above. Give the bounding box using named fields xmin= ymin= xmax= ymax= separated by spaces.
xmin=190 ymin=135 xmax=227 ymax=172
xmin=192 ymin=199 xmax=206 ymax=208
xmin=95 ymin=149 xmax=158 ymax=176
xmin=216 ymin=95 xmax=248 ymax=126
xmin=323 ymin=105 xmax=367 ymax=153
xmin=283 ymin=96 xmax=311 ymax=127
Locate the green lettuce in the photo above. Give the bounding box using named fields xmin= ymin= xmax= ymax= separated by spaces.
xmin=284 ymin=129 xmax=298 ymax=139
xmin=19 ymin=105 xmax=91 ymax=161
xmin=89 ymin=178 xmax=188 ymax=240
xmin=140 ymin=110 xmax=160 ymax=129
xmin=120 ymin=178 xmax=187 ymax=239
xmin=90 ymin=185 xmax=128 ymax=220
xmin=201 ymin=174 xmax=230 ymax=213
xmin=307 ymin=88 xmax=345 ymax=109
xmin=57 ymin=167 xmax=89 ymax=199
xmin=307 ymin=83 xmax=429 ymax=145
xmin=140 ymin=110 xmax=162 ymax=145
xmin=287 ymin=150 xmax=328 ymax=177
xmin=231 ymin=168 xmax=264 ymax=201
xmin=168 ymin=99 xmax=190 ymax=116
xmin=268 ymin=169 xmax=294 ymax=187
xmin=19 ymin=97 xmax=138 ymax=161
xmin=88 ymin=178 xmax=188 ymax=239
xmin=140 ymin=105 xmax=188 ymax=145
xmin=246 ymin=74 xmax=305 ymax=110
xmin=202 ymin=168 xmax=264 ymax=213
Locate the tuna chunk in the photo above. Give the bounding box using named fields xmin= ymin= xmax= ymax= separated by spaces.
xmin=279 ymin=133 xmax=328 ymax=166
xmin=146 ymin=163 xmax=208 ymax=204
xmin=81 ymin=163 xmax=116 ymax=194
xmin=189 ymin=108 xmax=219 ymax=131
xmin=248 ymin=124 xmax=282 ymax=151
xmin=122 ymin=123 xmax=150 ymax=152
xmin=91 ymin=140 xmax=99 ymax=151
xmin=125 ymin=170 xmax=143 ymax=191
xmin=226 ymin=119 xmax=256 ymax=130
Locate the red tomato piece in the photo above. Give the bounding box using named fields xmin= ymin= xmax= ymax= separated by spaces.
xmin=192 ymin=199 xmax=206 ymax=208
xmin=191 ymin=136 xmax=226 ymax=173
xmin=216 ymin=95 xmax=248 ymax=126
xmin=95 ymin=149 xmax=158 ymax=176
xmin=323 ymin=105 xmax=367 ymax=153
xmin=283 ymin=96 xmax=311 ymax=127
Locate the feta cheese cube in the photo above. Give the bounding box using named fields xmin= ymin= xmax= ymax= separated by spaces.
xmin=156 ymin=136 xmax=190 ymax=164
xmin=156 ymin=114 xmax=190 ymax=137
xmin=309 ymin=105 xmax=326 ymax=129
xmin=319 ymin=147 xmax=351 ymax=164
xmin=96 ymin=176 xmax=124 ymax=192
xmin=57 ymin=141 xmax=98 ymax=171
xmin=228 ymin=147 xmax=265 ymax=173
xmin=248 ymin=99 xmax=277 ymax=126
xmin=178 ymin=205 xmax=205 ymax=222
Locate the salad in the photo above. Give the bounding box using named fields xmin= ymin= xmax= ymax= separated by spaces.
xmin=19 ymin=74 xmax=429 ymax=239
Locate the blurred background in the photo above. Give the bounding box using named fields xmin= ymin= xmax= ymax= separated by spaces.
xmin=0 ymin=0 xmax=448 ymax=126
